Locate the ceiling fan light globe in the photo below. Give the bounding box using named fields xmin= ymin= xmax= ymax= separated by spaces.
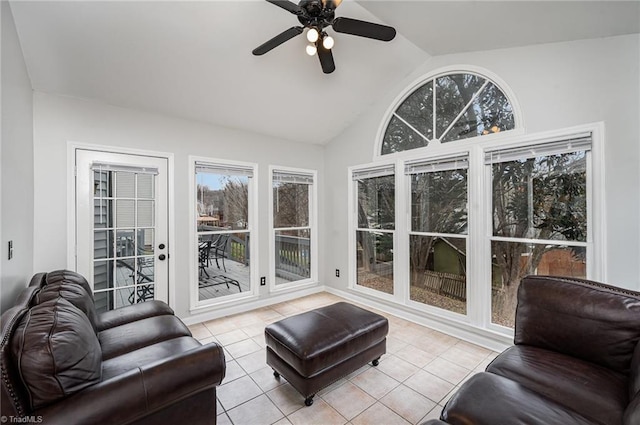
xmin=306 ymin=44 xmax=317 ymax=56
xmin=322 ymin=36 xmax=334 ymax=49
xmin=306 ymin=28 xmax=319 ymax=43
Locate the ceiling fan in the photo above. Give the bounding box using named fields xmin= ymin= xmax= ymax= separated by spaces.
xmin=252 ymin=0 xmax=396 ymax=74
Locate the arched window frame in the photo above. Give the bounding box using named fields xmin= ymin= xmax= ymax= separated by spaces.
xmin=374 ymin=66 xmax=525 ymax=160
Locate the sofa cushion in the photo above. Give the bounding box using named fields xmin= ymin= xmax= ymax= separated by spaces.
xmin=96 ymin=300 xmax=175 ymax=331
xmin=99 ymin=314 xmax=192 ymax=360
xmin=487 ymin=345 xmax=628 ymax=425
xmin=441 ymin=372 xmax=595 ymax=425
xmin=11 ymin=297 xmax=102 ymax=410
xmin=45 ymin=269 xmax=94 ymax=297
xmin=101 ymin=336 xmax=203 ymax=380
xmin=515 ymin=276 xmax=640 ymax=374
xmin=35 ymin=282 xmax=97 ymax=332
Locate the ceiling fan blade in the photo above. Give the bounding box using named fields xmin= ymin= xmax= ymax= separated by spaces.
xmin=332 ymin=17 xmax=396 ymax=41
xmin=317 ymin=42 xmax=335 ymax=74
xmin=266 ymin=0 xmax=304 ymax=15
xmin=252 ymin=26 xmax=304 ymax=56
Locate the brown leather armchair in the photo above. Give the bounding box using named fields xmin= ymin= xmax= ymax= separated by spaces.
xmin=1 ymin=270 xmax=225 ymax=425
xmin=424 ymin=276 xmax=640 ymax=425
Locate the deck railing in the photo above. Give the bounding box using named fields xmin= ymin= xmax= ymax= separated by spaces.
xmin=197 ymin=226 xmax=310 ymax=280
xmin=275 ymin=234 xmax=310 ymax=280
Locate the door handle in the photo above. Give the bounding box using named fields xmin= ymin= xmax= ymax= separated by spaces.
xmin=158 ymin=254 xmax=166 ymax=261
xmin=158 ymin=243 xmax=166 ymax=250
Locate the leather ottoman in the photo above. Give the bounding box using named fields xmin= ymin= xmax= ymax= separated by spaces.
xmin=265 ymin=302 xmax=389 ymax=406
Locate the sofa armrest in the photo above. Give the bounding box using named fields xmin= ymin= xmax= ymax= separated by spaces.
xmin=96 ymin=300 xmax=175 ymax=331
xmin=515 ymin=275 xmax=640 ymax=373
xmin=34 ymin=342 xmax=226 ymax=425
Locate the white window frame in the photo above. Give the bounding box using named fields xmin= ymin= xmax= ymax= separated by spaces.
xmin=374 ymin=65 xmax=525 ymax=161
xmin=348 ymin=122 xmax=605 ymax=340
xmin=348 ymin=162 xmax=399 ymax=302
xmin=269 ymin=166 xmax=318 ymax=293
xmin=188 ymin=156 xmax=259 ymax=311
xmin=481 ymin=124 xmax=605 ymax=334
xmin=404 ymin=154 xmax=472 ymax=323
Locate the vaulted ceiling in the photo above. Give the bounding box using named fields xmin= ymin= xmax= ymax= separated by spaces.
xmin=9 ymin=1 xmax=640 ymax=144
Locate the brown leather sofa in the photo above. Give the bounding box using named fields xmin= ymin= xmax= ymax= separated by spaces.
xmin=425 ymin=275 xmax=640 ymax=425
xmin=1 ymin=270 xmax=226 ymax=425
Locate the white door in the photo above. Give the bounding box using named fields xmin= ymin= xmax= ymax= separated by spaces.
xmin=76 ymin=149 xmax=169 ymax=313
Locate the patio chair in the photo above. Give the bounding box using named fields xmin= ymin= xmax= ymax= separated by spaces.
xmin=199 ymin=240 xmax=211 ymax=278
xmin=209 ymin=234 xmax=230 ymax=272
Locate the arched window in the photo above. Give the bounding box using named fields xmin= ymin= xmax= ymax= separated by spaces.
xmin=381 ymin=72 xmax=516 ymax=155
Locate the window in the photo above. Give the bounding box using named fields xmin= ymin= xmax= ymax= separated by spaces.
xmin=195 ymin=162 xmax=255 ymax=303
xmin=271 ymin=168 xmax=316 ymax=287
xmin=349 ymin=68 xmax=601 ymax=340
xmin=407 ymin=156 xmax=469 ymax=315
xmin=381 ymin=72 xmax=515 ymax=155
xmin=488 ymin=137 xmax=590 ymax=328
xmin=353 ymin=165 xmax=395 ymax=295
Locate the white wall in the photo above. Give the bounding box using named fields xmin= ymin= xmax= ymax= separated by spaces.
xmin=324 ymin=34 xmax=640 ymax=292
xmin=1 ymin=1 xmax=34 ymax=313
xmin=32 ymin=92 xmax=325 ymax=318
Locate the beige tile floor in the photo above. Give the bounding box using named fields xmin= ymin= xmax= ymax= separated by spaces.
xmin=188 ymin=292 xmax=499 ymax=425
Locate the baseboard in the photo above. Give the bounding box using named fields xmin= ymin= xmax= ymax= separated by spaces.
xmin=324 ymin=287 xmax=512 ymax=353
xmin=182 ymin=285 xmax=326 ymax=326
xmin=183 ymin=284 xmax=512 ymax=352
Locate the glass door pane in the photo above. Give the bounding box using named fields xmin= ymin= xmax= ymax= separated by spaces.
xmin=92 ymin=169 xmax=156 ymax=313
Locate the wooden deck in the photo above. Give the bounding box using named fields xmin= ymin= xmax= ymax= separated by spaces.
xmin=199 ymin=259 xmax=250 ymax=300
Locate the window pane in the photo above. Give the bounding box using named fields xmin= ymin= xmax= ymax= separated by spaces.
xmin=93 ymin=260 xmax=114 ymax=290
xmin=356 ymin=231 xmax=393 ymax=295
xmin=94 ymin=291 xmax=112 ymax=315
xmin=115 ymin=258 xmax=135 ymax=287
xmin=135 ymin=257 xmax=154 ymax=285
xmin=411 ymin=169 xmax=467 ymax=234
xmin=273 ymin=182 xmax=309 ymax=228
xmin=94 ymin=230 xmax=114 ymax=259
xmin=115 ymin=287 xmax=135 ymax=309
xmin=137 ymin=200 xmax=154 ymax=227
xmin=435 ymin=74 xmax=486 ymax=139
xmin=382 ymin=116 xmax=429 ymax=155
xmin=492 ymin=152 xmax=587 ymax=242
xmin=94 ymin=199 xmax=113 ymax=228
xmin=198 ymin=232 xmax=249 ymax=301
xmin=137 ymin=229 xmax=154 ymax=255
xmin=93 ymin=170 xmax=112 ymax=198
xmin=409 ymin=235 xmax=467 ymax=314
xmin=441 ymin=83 xmax=515 ymax=143
xmin=115 ymin=171 xmax=135 ymax=198
xmin=357 ymin=175 xmax=395 ymax=230
xmin=491 ymin=241 xmax=586 ymax=328
xmin=197 ymin=172 xmax=249 ymax=230
xmin=395 ymin=83 xmax=433 ymax=140
xmin=115 ymin=199 xmax=135 ymax=228
xmin=275 ymin=229 xmax=311 ymax=284
xmin=136 ymin=284 xmax=154 ymax=303
xmin=116 ymin=229 xmax=135 ymax=257
xmin=381 ymin=72 xmax=516 ymax=155
xmin=137 ymin=174 xmax=154 ymax=199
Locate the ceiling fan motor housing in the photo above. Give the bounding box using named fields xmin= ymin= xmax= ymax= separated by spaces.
xmin=297 ymin=0 xmax=335 ymax=29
